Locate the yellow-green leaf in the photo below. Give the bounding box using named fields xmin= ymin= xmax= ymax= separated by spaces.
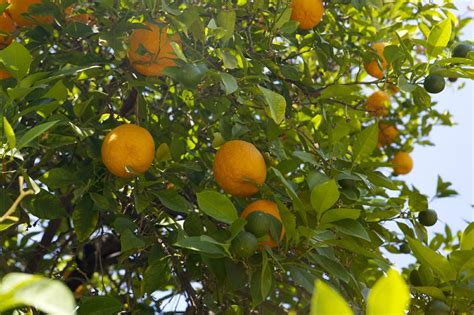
xmin=367 ymin=269 xmax=410 ymax=315
xmin=310 ymin=280 xmax=353 ymax=315
xmin=2 ymin=117 xmax=15 ymax=149
xmin=427 ymin=18 xmax=452 ymax=58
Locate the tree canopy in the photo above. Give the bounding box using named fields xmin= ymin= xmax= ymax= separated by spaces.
xmin=0 ymin=0 xmax=473 ymax=314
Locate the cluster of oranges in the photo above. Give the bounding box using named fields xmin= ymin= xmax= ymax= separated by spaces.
xmin=363 ymin=43 xmax=414 ymax=175
xmin=0 ymin=0 xmax=94 ymax=79
xmin=101 ymin=124 xmax=284 ymax=257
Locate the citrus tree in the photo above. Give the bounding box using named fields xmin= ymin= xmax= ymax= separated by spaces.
xmin=0 ymin=0 xmax=473 ymax=314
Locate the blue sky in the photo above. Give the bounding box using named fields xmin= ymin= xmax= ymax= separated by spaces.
xmin=388 ymin=0 xmax=474 ymax=267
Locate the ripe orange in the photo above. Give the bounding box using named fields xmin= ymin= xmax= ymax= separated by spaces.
xmin=240 ymin=200 xmax=285 ymax=248
xmin=364 ymin=42 xmax=387 ymax=79
xmin=0 ymin=69 xmax=11 ymax=80
xmin=366 ymin=91 xmax=390 ymax=117
xmin=64 ymin=5 xmax=95 ymax=25
xmin=128 ymin=20 xmax=180 ymax=77
xmin=101 ymin=124 xmax=155 ymax=178
xmin=213 ymin=140 xmax=267 ymax=197
xmin=290 ymin=0 xmax=325 ymax=30
xmin=0 ymin=6 xmax=16 ymax=47
xmin=8 ymin=0 xmax=54 ymax=27
xmin=391 ymin=152 xmax=413 ymax=175
xmin=378 ymin=123 xmax=398 ymax=147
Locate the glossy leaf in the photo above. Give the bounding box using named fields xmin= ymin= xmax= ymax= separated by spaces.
xmin=0 ymin=273 xmax=75 ymax=315
xmin=197 ymin=191 xmax=238 ymax=224
xmin=367 ymin=269 xmax=410 ymax=315
xmin=17 ymin=121 xmax=60 ymax=150
xmin=310 ymin=280 xmax=353 ymax=315
xmin=427 ymin=18 xmax=452 ymax=58
xmin=407 ymin=237 xmax=456 ymax=281
xmin=258 ymin=85 xmax=286 ymax=125
xmin=310 ymin=179 xmax=340 ymax=215
xmin=352 ymin=123 xmax=378 ymax=163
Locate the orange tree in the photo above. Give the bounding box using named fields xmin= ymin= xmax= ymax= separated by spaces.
xmin=0 ymin=0 xmax=473 ymax=314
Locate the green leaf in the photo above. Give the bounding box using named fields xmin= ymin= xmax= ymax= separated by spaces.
xmin=197 ymin=191 xmax=238 ymax=224
xmin=17 ymin=121 xmax=60 ymax=150
xmin=310 ymin=280 xmax=353 ymax=315
xmin=216 ymin=9 xmax=236 ymax=42
xmin=121 ymin=229 xmax=146 ymax=252
xmin=367 ymin=269 xmax=410 ymax=315
xmin=156 ymin=143 xmax=172 ymax=162
xmin=407 ymin=237 xmax=456 ymax=281
xmin=89 ymin=192 xmax=110 ymax=210
xmin=78 ymin=296 xmax=122 ymax=315
xmin=170 ymin=41 xmax=187 ymax=62
xmin=412 ymin=286 xmax=447 ymax=301
xmin=461 ymin=223 xmax=474 ymax=250
xmin=427 ymin=18 xmax=452 ymax=58
xmin=367 ymin=171 xmax=398 ymax=190
xmin=0 ymin=273 xmax=75 ymax=314
xmin=41 ymin=168 xmax=78 ymax=190
xmin=142 ymin=261 xmax=171 ymax=294
xmin=320 ymin=208 xmax=361 ymax=223
xmin=156 ymin=190 xmax=191 ymax=213
xmin=72 ymin=195 xmax=99 ymax=242
xmin=229 ymin=218 xmax=247 ymax=240
xmin=161 ymin=0 xmax=181 ymax=15
xmin=412 ymin=86 xmax=431 ymax=108
xmin=352 ymin=123 xmax=378 ymax=163
xmin=258 ymin=85 xmax=286 ymax=125
xmin=289 ymin=266 xmax=316 ymax=292
xmin=2 ymin=117 xmax=15 ymax=149
xmin=310 ymin=179 xmax=340 ymax=215
xmin=333 ymin=219 xmax=370 ymax=242
xmin=274 ymin=7 xmax=292 ymax=30
xmin=261 ymin=253 xmax=273 ymax=299
xmin=174 ymin=236 xmax=226 ymax=257
xmin=29 ymin=191 xmax=67 ymax=219
xmin=220 ymin=72 xmax=238 ymax=95
xmin=398 ymin=76 xmax=417 ymax=92
xmin=0 ymin=42 xmax=32 ymax=79
xmin=408 ymin=191 xmax=428 ymax=212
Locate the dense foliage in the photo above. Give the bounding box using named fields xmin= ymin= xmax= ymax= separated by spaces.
xmin=0 ymin=0 xmax=473 ymax=314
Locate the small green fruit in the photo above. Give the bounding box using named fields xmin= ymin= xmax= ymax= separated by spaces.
xmin=424 ymin=75 xmax=445 ymax=94
xmin=418 ymin=209 xmax=438 ymax=227
xmin=231 ymin=232 xmax=258 ymax=258
xmin=452 ymin=43 xmax=472 ymax=58
xmin=245 ymin=211 xmax=271 ymax=238
xmin=399 ymin=242 xmax=410 ymax=254
xmin=409 ymin=269 xmax=422 ymax=286
xmin=178 ymin=63 xmax=207 ymax=88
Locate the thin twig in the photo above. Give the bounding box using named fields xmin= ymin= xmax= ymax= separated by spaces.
xmin=0 ymin=176 xmax=34 ymax=223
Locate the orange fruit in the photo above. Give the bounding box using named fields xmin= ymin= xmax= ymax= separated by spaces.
xmin=0 ymin=7 xmax=16 ymax=47
xmin=290 ymin=0 xmax=325 ymax=30
xmin=364 ymin=42 xmax=387 ymax=79
xmin=366 ymin=90 xmax=390 ymax=117
xmin=240 ymin=200 xmax=285 ymax=248
xmin=128 ymin=20 xmax=180 ymax=77
xmin=0 ymin=69 xmax=11 ymax=80
xmin=64 ymin=5 xmax=95 ymax=25
xmin=101 ymin=124 xmax=155 ymax=178
xmin=378 ymin=123 xmax=398 ymax=147
xmin=391 ymin=152 xmax=413 ymax=175
xmin=8 ymin=0 xmax=54 ymax=27
xmin=213 ymin=140 xmax=267 ymax=197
